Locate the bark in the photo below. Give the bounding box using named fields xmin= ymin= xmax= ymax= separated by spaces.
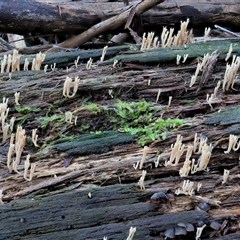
xmin=48 ymin=0 xmax=165 ymax=50
xmin=0 ymin=39 xmax=240 ymax=239
xmin=0 ymin=0 xmax=239 ymax=35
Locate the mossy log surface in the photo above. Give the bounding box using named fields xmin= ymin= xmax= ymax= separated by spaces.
xmin=0 ymin=38 xmax=240 ymax=239
xmin=104 ymin=39 xmax=240 ymax=64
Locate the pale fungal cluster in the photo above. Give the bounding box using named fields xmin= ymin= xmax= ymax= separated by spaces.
xmin=1 ymin=49 xmax=20 ymax=73
xmin=141 ymin=32 xmax=159 ymax=50
xmin=0 ymin=96 xmax=38 ymax=184
xmin=140 ymin=19 xmax=193 ymax=51
xmin=175 ymin=180 xmax=195 ymax=196
xmin=31 ymin=52 xmax=46 ymax=70
xmin=189 ymin=52 xmax=216 ymax=88
xmin=222 ymin=55 xmax=240 ymax=92
xmin=63 ymin=76 xmax=80 ymax=98
xmin=0 ymin=97 xmax=15 ymax=143
xmin=165 ymin=134 xmax=185 ymax=166
xmin=126 ymin=226 xmax=136 ymax=240
xmin=23 ymin=154 xmax=36 ymax=181
xmin=224 ymin=134 xmax=240 ymax=153
xmin=176 ymin=54 xmax=188 ymax=65
xmin=206 ymin=81 xmax=221 ymax=110
xmin=86 ymin=57 xmax=93 ymax=69
xmin=1 ymin=50 xmax=47 ymax=73
xmin=65 ymin=111 xmax=77 ymax=125
xmin=7 ymin=126 xmax=37 ymax=181
xmin=204 ymin=27 xmax=211 ymax=42
xmin=165 ymin=133 xmax=212 ymax=177
xmin=161 ymin=19 xmax=193 ymax=48
xmin=9 ymin=126 xmax=26 ymax=173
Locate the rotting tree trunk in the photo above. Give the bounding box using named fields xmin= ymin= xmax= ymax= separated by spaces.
xmin=1 ymin=39 xmax=240 ymax=239
xmin=1 ymin=38 xmax=238 ymax=68
xmin=0 ymin=0 xmax=239 ymax=35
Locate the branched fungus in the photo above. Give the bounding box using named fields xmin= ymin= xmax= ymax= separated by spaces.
xmin=165 ymin=134 xmax=185 ymax=166
xmin=175 ymin=180 xmax=195 ymax=196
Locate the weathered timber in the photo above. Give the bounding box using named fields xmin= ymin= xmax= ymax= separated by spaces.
xmin=0 ymin=0 xmax=239 ymax=34
xmin=0 ymin=0 xmax=100 ymax=35
xmin=104 ymin=39 xmax=240 ymax=64
xmin=0 ymin=39 xmax=238 ymax=70
xmin=0 ymin=183 xmax=233 ymax=240
xmin=52 ymin=130 xmax=135 ymax=156
xmin=1 ymin=42 xmax=240 ymax=239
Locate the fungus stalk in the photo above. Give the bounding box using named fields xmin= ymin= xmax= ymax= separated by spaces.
xmin=224 ymin=134 xmax=240 ymax=153
xmin=74 ymin=56 xmax=80 ymax=68
xmin=139 ymin=146 xmax=149 ymax=169
xmin=63 ymin=76 xmax=80 ymax=98
xmin=7 ymin=143 xmax=15 ymax=173
xmin=65 ymin=111 xmax=73 ymax=124
xmin=24 ymin=154 xmax=36 ymax=181
xmin=2 ymin=123 xmax=9 ymax=143
xmin=165 ymin=134 xmax=185 ymax=166
xmin=0 ymin=190 xmax=4 ymax=204
xmin=138 ymin=170 xmax=147 ymax=190
xmin=204 ymin=27 xmax=211 ymax=42
xmin=176 ymin=55 xmax=181 ymax=65
xmin=23 ymin=58 xmax=29 ymax=71
xmin=222 ymin=169 xmax=230 ymax=184
xmin=191 ymin=142 xmax=212 ymax=173
xmin=100 ymin=46 xmax=108 ymax=62
xmin=86 ymin=58 xmax=93 ymax=69
xmin=126 ymin=226 xmax=136 ymax=240
xmin=222 ymin=55 xmax=240 ymax=92
xmin=1 ymin=55 xmax=7 ymax=73
xmin=175 ymin=180 xmax=195 ymax=196
xmin=32 ymin=129 xmax=39 ymax=147
xmin=179 ymin=145 xmax=193 ymax=177
xmin=14 ymin=92 xmax=20 ymax=105
xmin=196 ymin=224 xmax=206 ymax=240
xmin=11 ymin=49 xmax=20 ymax=72
xmin=156 ymin=88 xmax=161 ymax=103
xmin=225 ymin=44 xmax=233 ymax=61
xmin=12 ymin=126 xmax=26 ymax=173
xmin=182 ymin=54 xmax=188 ymax=63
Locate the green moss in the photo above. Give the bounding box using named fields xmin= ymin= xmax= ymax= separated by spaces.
xmin=107 ymin=99 xmax=183 ymax=145
xmin=180 ymin=99 xmax=197 ymax=104
xmin=15 ymin=105 xmax=41 ymax=114
xmin=83 ymin=103 xmax=100 ymax=112
xmin=36 ymin=114 xmax=63 ymax=129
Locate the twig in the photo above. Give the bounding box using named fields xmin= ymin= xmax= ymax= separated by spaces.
xmin=47 ymin=0 xmax=165 ymax=51
xmin=214 ymin=25 xmax=240 ymax=38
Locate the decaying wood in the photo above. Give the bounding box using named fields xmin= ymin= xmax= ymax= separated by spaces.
xmin=48 ymin=0 xmax=165 ymax=50
xmin=0 ymin=34 xmax=240 ymax=239
xmin=0 ymin=0 xmax=239 ymax=36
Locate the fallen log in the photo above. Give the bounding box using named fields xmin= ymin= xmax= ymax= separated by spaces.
xmin=0 ymin=34 xmax=240 ymax=240
xmin=0 ymin=0 xmax=239 ymax=35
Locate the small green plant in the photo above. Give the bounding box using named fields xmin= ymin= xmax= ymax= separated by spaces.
xmin=15 ymin=105 xmax=41 ymax=114
xmin=83 ymin=103 xmax=100 ymax=112
xmin=108 ymin=99 xmax=183 ymax=145
xmin=36 ymin=114 xmax=64 ymax=129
